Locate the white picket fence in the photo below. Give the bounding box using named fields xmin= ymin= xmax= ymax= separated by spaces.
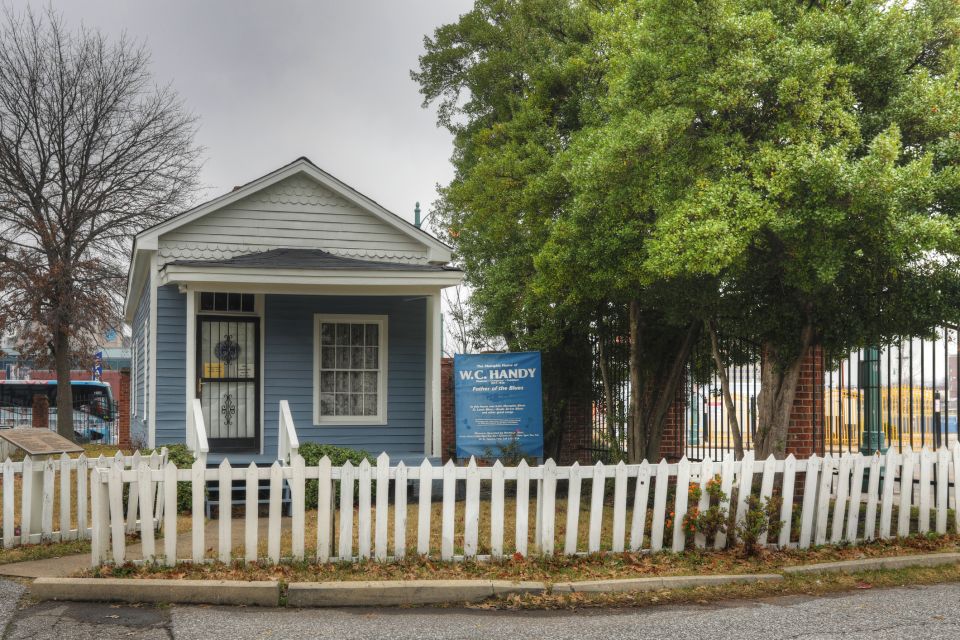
xmin=0 ymin=449 xmax=167 ymax=547
xmin=90 ymin=444 xmax=960 ymax=567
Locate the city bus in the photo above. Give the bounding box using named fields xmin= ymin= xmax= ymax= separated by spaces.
xmin=0 ymin=380 xmax=117 ymax=443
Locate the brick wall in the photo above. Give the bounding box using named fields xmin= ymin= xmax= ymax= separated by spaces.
xmin=440 ymin=358 xmax=455 ymax=462
xmin=786 ymin=345 xmax=824 ymax=458
xmin=117 ymin=369 xmax=131 ymax=450
xmin=659 ymin=385 xmax=687 ymax=462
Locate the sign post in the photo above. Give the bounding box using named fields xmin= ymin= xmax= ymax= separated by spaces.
xmin=454 ymin=352 xmax=544 ymax=460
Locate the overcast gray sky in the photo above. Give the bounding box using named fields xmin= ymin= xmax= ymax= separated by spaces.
xmin=14 ymin=0 xmax=472 ymax=225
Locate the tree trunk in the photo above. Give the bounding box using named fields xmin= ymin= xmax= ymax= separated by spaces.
xmin=596 ymin=320 xmax=620 ymax=459
xmin=753 ymin=323 xmax=814 ymax=459
xmin=53 ymin=326 xmax=75 ymax=441
xmin=627 ymin=300 xmax=644 ymax=463
xmin=627 ymin=299 xmax=699 ymax=463
xmin=707 ymin=319 xmax=744 ymax=460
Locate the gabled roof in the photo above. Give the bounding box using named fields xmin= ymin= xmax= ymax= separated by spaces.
xmin=133 ymin=156 xmax=451 ymax=259
xmin=125 ymin=157 xmax=456 ymax=320
xmin=166 ymin=248 xmax=462 ymax=272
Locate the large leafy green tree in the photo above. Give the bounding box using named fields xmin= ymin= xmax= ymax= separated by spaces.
xmin=622 ymin=0 xmax=960 ymax=457
xmin=414 ymin=0 xmax=606 ymax=458
xmin=416 ymin=0 xmax=705 ymax=463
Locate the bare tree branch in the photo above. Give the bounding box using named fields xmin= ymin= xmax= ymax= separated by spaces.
xmin=0 ymin=7 xmax=201 ymax=438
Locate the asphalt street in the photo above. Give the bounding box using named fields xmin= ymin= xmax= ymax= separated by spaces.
xmin=2 ymin=580 xmax=959 ymax=639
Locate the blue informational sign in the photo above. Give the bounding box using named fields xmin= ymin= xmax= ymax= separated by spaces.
xmin=93 ymin=351 xmax=103 ymax=381
xmin=454 ymin=352 xmax=544 ymax=460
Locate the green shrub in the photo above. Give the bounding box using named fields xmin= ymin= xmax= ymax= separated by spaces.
xmin=298 ymin=442 xmax=375 ymax=507
xmin=144 ymin=444 xmax=199 ymax=514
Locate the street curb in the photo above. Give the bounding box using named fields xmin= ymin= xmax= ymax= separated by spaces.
xmin=30 ymin=578 xmax=280 ymax=607
xmin=782 ymin=552 xmax=960 ymax=575
xmin=287 ymin=580 xmax=547 ymax=607
xmin=551 ymin=573 xmax=783 ymax=593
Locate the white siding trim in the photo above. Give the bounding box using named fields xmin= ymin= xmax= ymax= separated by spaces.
xmin=429 ymin=292 xmax=442 ymax=457
xmin=159 ymin=265 xmax=463 ymax=288
xmin=312 ymin=314 xmax=388 ymax=426
xmin=148 ymin=253 xmax=158 ymax=449
xmin=185 ymin=287 xmax=196 ymax=450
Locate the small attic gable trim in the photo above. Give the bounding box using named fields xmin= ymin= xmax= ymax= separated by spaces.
xmin=135 ymin=159 xmax=452 ymax=263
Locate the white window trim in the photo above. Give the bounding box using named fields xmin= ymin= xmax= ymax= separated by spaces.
xmin=313 ymin=314 xmax=388 ymax=426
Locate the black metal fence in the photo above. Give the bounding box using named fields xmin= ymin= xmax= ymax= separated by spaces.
xmin=0 ymin=400 xmax=120 ymax=445
xmin=590 ymin=326 xmax=959 ymax=462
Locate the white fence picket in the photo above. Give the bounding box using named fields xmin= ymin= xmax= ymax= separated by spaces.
xmin=374 ymin=453 xmax=389 ymax=562
xmin=612 ymin=461 xmax=627 ymax=553
xmin=540 ymin=459 xmax=557 ymax=556
xmin=76 ymin=454 xmax=88 ymax=540
xmin=778 ymin=454 xmax=796 ymax=548
xmin=564 ymin=462 xmax=581 ymax=556
xmin=672 ymin=457 xmax=690 ymax=553
xmin=317 ymin=457 xmax=332 ymax=563
xmin=879 ymin=449 xmax=898 ymax=539
xmin=845 ymin=454 xmax=865 ymax=543
xmin=918 ymin=448 xmax=932 ymax=534
xmin=863 ymin=453 xmax=881 ymax=540
xmin=292 ymin=454 xmax=306 ymax=561
xmin=2 ymin=459 xmax=13 ymax=549
xmin=515 ymin=460 xmax=530 ymax=557
xmin=357 ymin=459 xmax=372 ymax=560
xmin=831 ymin=454 xmax=851 ymax=545
xmin=464 ymin=457 xmax=480 ymax=559
xmin=588 ymin=462 xmax=605 ymax=553
xmin=695 ymin=456 xmax=714 ymax=549
xmin=59 ymin=453 xmax=71 ymax=541
xmin=491 ymin=461 xmax=505 ymax=559
xmin=162 ymin=462 xmax=177 ymax=565
xmin=650 ymin=460 xmax=668 ymax=552
xmin=441 ymin=460 xmax=456 ymax=561
xmin=898 ymin=447 xmax=915 ymax=538
xmin=218 ymin=459 xmax=232 ymax=564
xmin=734 ymin=452 xmax=755 ymax=528
xmin=138 ymin=461 xmax=156 ymax=561
xmin=714 ymin=456 xmax=735 ymax=550
xmin=339 ymin=461 xmax=355 ymax=560
xmin=416 ymin=460 xmax=432 ymax=556
xmin=630 ymin=461 xmax=650 ymax=552
xmin=20 ymin=456 xmax=33 ymax=546
xmin=936 ymin=446 xmax=949 ymax=534
xmin=108 ymin=459 xmax=125 ymax=564
xmin=191 ymin=459 xmax=205 ymax=563
xmin=798 ymin=454 xmax=820 ymax=549
xmin=757 ymin=455 xmax=775 ymax=548
xmin=394 ymin=461 xmax=408 ymax=560
xmin=245 ymin=462 xmax=258 ymax=564
xmin=268 ymin=462 xmax=283 ymax=563
xmin=814 ymin=454 xmax=835 ymax=546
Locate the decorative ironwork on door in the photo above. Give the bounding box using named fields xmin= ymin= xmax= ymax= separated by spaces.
xmin=197 ymin=316 xmax=259 ymax=452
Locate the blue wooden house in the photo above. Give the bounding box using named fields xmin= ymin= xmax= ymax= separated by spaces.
xmin=124 ymin=158 xmax=462 ymax=465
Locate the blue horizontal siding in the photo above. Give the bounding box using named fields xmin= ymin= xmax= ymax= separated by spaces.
xmin=129 ymin=279 xmax=150 ymax=448
xmin=154 ymin=284 xmax=186 ymax=447
xmin=263 ymin=294 xmax=426 ymax=461
xmin=150 ymin=290 xmax=428 ymax=465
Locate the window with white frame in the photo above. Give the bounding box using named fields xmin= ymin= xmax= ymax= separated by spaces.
xmin=314 ymin=315 xmax=387 ymax=424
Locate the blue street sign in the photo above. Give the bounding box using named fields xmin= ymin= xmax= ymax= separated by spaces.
xmin=454 ymin=352 xmax=544 ymax=460
xmin=93 ymin=351 xmax=103 ymax=381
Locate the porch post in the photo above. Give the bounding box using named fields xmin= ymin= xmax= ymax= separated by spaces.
xmin=425 ymin=291 xmax=443 ymax=457
xmin=185 ymin=286 xmax=196 ymax=449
